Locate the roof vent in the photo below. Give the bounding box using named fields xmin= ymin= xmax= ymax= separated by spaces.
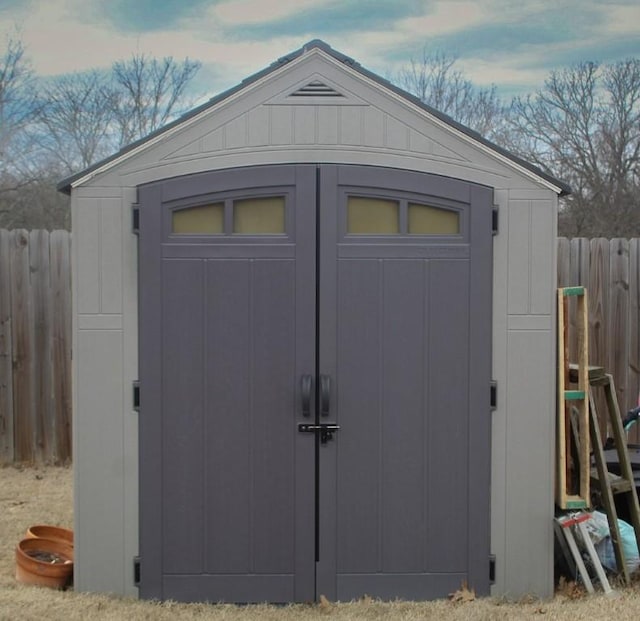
xmin=290 ymin=80 xmax=344 ymax=98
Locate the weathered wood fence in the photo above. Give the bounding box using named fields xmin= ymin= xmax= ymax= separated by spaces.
xmin=0 ymin=229 xmax=71 ymax=464
xmin=558 ymin=238 xmax=640 ymax=442
xmin=1 ymin=233 xmax=639 ymax=463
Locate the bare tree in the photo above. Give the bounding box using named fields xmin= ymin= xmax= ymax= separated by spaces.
xmin=396 ymin=49 xmax=506 ymax=139
xmin=31 ymin=70 xmax=118 ymax=175
xmin=0 ymin=35 xmax=38 ymax=185
xmin=112 ymin=53 xmax=201 ymax=146
xmin=505 ymin=60 xmax=640 ymax=237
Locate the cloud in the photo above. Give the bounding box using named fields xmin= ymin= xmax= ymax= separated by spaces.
xmin=86 ymin=0 xmax=218 ymax=33
xmin=224 ymin=0 xmax=424 ymax=39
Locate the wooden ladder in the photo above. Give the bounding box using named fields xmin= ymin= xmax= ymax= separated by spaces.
xmin=578 ymin=366 xmax=640 ymax=585
xmin=557 ymin=287 xmax=589 ymax=509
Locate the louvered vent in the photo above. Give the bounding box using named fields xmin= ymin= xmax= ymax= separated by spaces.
xmin=290 ymin=80 xmax=344 ymax=97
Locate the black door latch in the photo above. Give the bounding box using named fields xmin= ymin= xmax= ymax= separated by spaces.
xmin=298 ymin=422 xmax=340 ymax=444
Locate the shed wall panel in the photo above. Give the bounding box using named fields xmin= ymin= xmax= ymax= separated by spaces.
xmin=504 ymin=330 xmax=554 ymax=597
xmin=489 ymin=188 xmax=509 ymax=596
xmin=529 ymin=199 xmax=556 ymax=315
xmin=76 ymin=204 xmax=100 ymax=314
xmin=507 ymin=200 xmax=531 ymax=315
xmin=317 ymin=106 xmax=339 ymax=144
xmin=100 ymin=199 xmax=123 ymax=314
xmin=122 ymin=186 xmax=140 ymax=596
xmin=248 ymin=106 xmax=270 ymax=146
xmin=294 ymin=106 xmax=316 ymax=144
xmin=75 ymin=329 xmax=124 ymax=593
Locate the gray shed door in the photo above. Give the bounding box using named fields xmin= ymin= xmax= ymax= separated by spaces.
xmin=138 ymin=164 xmax=493 ymax=603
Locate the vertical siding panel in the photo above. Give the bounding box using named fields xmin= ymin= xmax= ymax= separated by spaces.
xmin=339 ymin=107 xmax=362 ymax=145
xmin=248 ymin=106 xmax=270 ymax=146
xmin=384 ymin=115 xmax=409 ymax=150
xmin=10 ymin=230 xmax=34 ymax=462
xmin=30 ymin=230 xmax=53 ymax=462
xmin=609 ymin=239 xmax=630 ymax=419
xmin=202 ymin=127 xmax=224 ymax=152
xmin=76 ymin=205 xmax=101 ymax=314
xmin=100 ymin=201 xmax=123 ymax=314
xmin=51 ymin=231 xmax=72 ymax=463
xmin=293 ymin=106 xmax=315 ymax=144
xmin=317 ymin=106 xmax=339 ymax=144
xmin=362 ymin=107 xmax=384 ymax=147
xmin=530 ymin=200 xmax=554 ymax=314
xmin=0 ymin=229 xmax=14 ymax=463
xmin=269 ymin=107 xmax=293 ymax=145
xmin=225 ymin=113 xmax=248 ymax=149
xmin=507 ymin=200 xmax=530 ymax=315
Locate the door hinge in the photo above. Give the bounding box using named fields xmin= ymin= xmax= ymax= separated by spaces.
xmin=133 ymin=556 xmax=141 ymax=586
xmin=133 ymin=381 xmax=140 ymax=412
xmin=132 ymin=205 xmax=140 ymax=235
xmin=490 ymin=381 xmax=497 ymax=410
xmin=489 ymin=554 xmax=496 ymax=584
xmin=492 ymin=206 xmax=499 ymax=235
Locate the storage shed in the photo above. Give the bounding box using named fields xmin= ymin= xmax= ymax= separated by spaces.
xmin=59 ymin=40 xmax=569 ymax=603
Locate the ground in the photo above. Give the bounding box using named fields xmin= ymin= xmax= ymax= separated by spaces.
xmin=1 ymin=465 xmax=640 ymax=620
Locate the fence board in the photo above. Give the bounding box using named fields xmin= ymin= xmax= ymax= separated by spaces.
xmin=0 ymin=230 xmax=14 ymax=462
xmin=0 ymin=229 xmax=71 ymax=465
xmin=51 ymin=230 xmax=72 ymax=463
xmin=609 ymin=239 xmax=630 ymax=420
xmin=30 ymin=230 xmax=53 ymax=462
xmin=11 ymin=230 xmax=35 ymax=462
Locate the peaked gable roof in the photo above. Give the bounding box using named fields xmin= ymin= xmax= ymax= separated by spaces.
xmin=58 ymin=39 xmax=570 ymax=195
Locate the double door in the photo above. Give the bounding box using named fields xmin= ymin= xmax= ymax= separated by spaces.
xmin=138 ymin=164 xmax=493 ymax=602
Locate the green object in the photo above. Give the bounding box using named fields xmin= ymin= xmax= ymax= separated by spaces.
xmin=564 ymin=390 xmax=586 ymax=400
xmin=562 ymin=286 xmax=585 ymax=296
xmin=565 ymin=499 xmax=588 ymax=509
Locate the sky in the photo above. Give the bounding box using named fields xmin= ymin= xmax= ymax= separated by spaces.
xmin=1 ymin=0 xmax=639 ymax=101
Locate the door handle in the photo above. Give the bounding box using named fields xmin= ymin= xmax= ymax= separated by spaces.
xmin=301 ymin=375 xmax=312 ymax=417
xmin=320 ymin=375 xmax=331 ymax=417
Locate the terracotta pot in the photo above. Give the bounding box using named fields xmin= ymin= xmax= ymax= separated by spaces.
xmin=15 ymin=538 xmax=74 ymax=589
xmin=26 ymin=525 xmax=74 ymax=546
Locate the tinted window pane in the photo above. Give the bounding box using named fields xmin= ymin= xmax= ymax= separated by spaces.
xmin=233 ymin=197 xmax=285 ymax=234
xmin=408 ymin=203 xmax=459 ymax=235
xmin=347 ymin=197 xmax=399 ymax=234
xmin=172 ymin=203 xmax=224 ymax=234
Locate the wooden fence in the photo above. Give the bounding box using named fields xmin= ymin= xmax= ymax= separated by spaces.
xmin=0 ymin=232 xmax=639 ymax=463
xmin=0 ymin=229 xmax=71 ymax=464
xmin=558 ymin=238 xmax=640 ymax=442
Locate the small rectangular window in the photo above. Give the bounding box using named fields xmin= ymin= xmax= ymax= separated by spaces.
xmin=172 ymin=203 xmax=224 ymax=234
xmin=408 ymin=203 xmax=459 ymax=235
xmin=347 ymin=197 xmax=399 ymax=234
xmin=233 ymin=197 xmax=285 ymax=234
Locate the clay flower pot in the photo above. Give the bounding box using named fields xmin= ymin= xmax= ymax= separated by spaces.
xmin=26 ymin=525 xmax=73 ymax=546
xmin=15 ymin=538 xmax=74 ymax=589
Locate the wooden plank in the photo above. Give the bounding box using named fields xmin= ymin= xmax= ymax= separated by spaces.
xmin=51 ymin=231 xmax=72 ymax=463
xmin=30 ymin=230 xmax=53 ymax=463
xmin=10 ymin=230 xmax=34 ymax=463
xmin=629 ymin=239 xmax=640 ymax=443
xmin=589 ymin=238 xmax=610 ymax=437
xmin=609 ymin=239 xmax=630 ymax=424
xmin=557 ymin=287 xmax=590 ymax=509
xmin=0 ymin=229 xmax=14 ymax=463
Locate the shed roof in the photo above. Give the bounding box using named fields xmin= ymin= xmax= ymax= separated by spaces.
xmin=58 ymin=39 xmax=570 ymax=196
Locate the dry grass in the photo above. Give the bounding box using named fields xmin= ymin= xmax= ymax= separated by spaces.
xmin=3 ymin=466 xmax=640 ymax=620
